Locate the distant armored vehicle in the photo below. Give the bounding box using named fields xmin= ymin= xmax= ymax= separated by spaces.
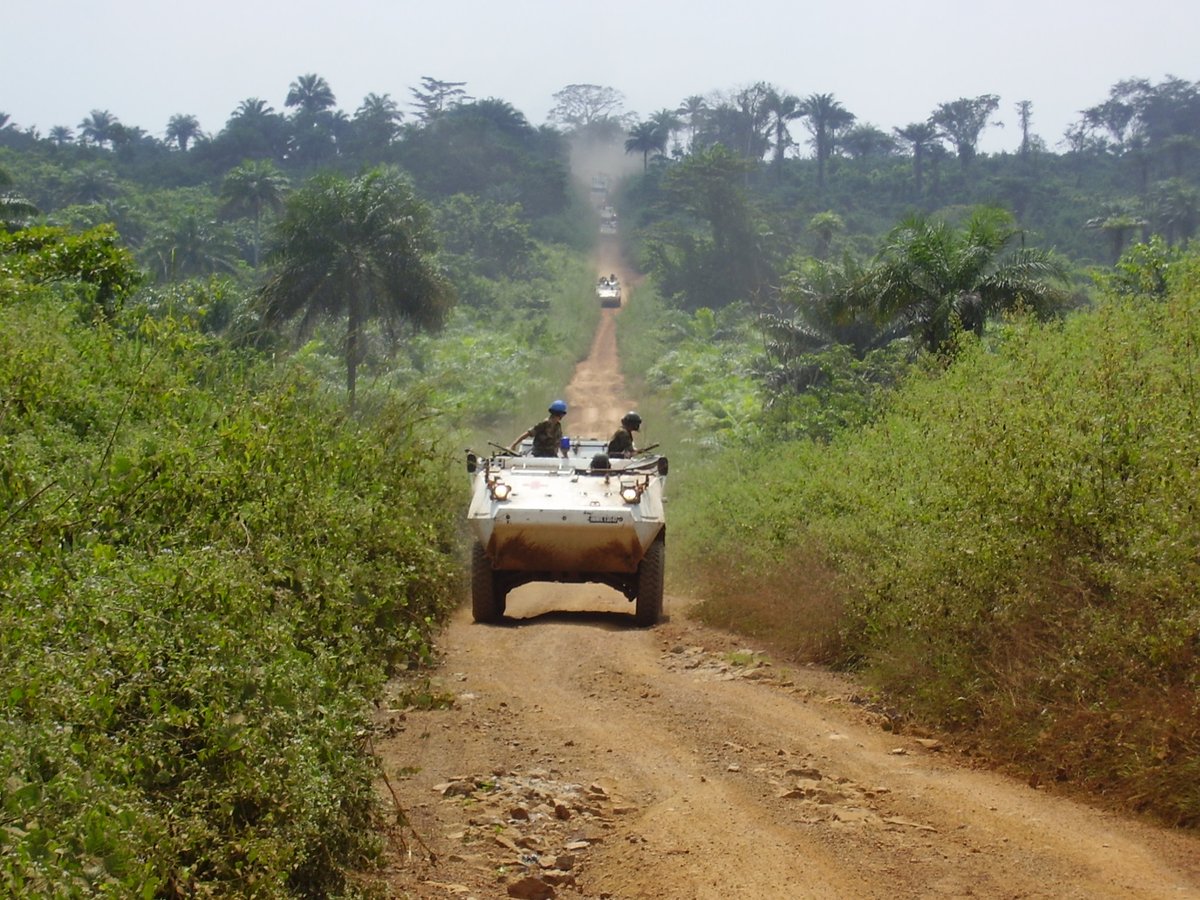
xmin=466 ymin=438 xmax=667 ymax=625
xmin=595 ymin=274 xmax=622 ymax=308
xmin=599 ymin=205 xmax=618 ymax=234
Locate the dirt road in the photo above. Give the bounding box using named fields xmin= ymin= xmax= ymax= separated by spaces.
xmin=374 ymin=249 xmax=1200 ymax=898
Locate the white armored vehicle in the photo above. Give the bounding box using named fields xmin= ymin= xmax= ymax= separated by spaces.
xmin=598 ymin=205 xmax=618 ymax=235
xmin=466 ymin=438 xmax=667 ymax=625
xmin=595 ymin=274 xmax=622 ymax=308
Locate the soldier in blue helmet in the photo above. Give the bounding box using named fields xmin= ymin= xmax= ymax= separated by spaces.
xmin=509 ymin=400 xmax=569 ymax=457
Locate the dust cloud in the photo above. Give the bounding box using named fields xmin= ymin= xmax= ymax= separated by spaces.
xmin=567 ymin=131 xmax=642 ymax=195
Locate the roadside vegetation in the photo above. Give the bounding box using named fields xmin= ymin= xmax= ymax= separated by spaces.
xmin=658 ymin=242 xmax=1200 ymax=826
xmin=0 ymin=225 xmax=471 ymax=893
xmin=1 ymin=70 xmax=1198 ymax=892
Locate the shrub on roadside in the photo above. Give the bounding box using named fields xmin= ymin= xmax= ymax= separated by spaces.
xmin=0 ymin=271 xmax=461 ymax=893
xmin=675 ymin=246 xmax=1200 ymax=824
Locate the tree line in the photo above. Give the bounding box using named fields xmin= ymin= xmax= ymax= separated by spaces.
xmin=1 ymin=71 xmax=1197 ymax=419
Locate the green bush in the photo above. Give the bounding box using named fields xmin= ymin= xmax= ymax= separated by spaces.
xmin=0 ymin=224 xmax=142 ymax=320
xmin=1 ymin=264 xmax=461 ymax=892
xmin=675 ymin=247 xmax=1200 ymax=824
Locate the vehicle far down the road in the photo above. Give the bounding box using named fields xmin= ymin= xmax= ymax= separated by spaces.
xmin=599 ymin=204 xmax=618 ymax=234
xmin=466 ymin=437 xmax=667 ymax=625
xmin=595 ymin=275 xmax=622 ymax=307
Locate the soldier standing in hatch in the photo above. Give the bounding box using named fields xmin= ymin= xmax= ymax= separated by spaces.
xmin=510 ymin=400 xmax=569 ymax=458
xmin=607 ymin=411 xmax=643 ymax=458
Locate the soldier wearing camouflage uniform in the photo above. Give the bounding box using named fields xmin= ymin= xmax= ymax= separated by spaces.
xmin=510 ymin=400 xmax=569 ymax=458
xmin=607 ymin=411 xmax=642 ymax=458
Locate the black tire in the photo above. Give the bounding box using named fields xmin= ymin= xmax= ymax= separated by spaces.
xmin=471 ymin=542 xmax=505 ymax=623
xmin=634 ymin=534 xmax=665 ymax=626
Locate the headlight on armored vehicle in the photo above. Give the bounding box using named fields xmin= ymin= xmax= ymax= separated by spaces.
xmin=489 ymin=481 xmax=511 ymax=501
xmin=620 ymin=485 xmax=641 ymax=503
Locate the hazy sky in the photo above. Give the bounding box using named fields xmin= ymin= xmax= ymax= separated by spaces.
xmin=4 ymin=0 xmax=1196 ymax=155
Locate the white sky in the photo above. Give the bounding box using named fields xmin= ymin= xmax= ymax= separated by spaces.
xmin=4 ymin=0 xmax=1196 ymax=155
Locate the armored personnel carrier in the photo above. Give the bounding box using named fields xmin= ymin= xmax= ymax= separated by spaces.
xmin=598 ymin=205 xmax=618 ymax=235
xmin=466 ymin=438 xmax=667 ymax=625
xmin=595 ymin=274 xmax=622 ymax=308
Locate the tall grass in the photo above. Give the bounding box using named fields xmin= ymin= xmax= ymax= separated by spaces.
xmin=676 ymin=255 xmax=1200 ymax=824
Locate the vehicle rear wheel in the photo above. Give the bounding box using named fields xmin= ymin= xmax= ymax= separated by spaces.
xmin=634 ymin=534 xmax=665 ymax=626
xmin=471 ymin=542 xmax=505 ymax=623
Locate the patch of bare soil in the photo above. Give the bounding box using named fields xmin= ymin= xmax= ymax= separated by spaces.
xmin=372 ymin=256 xmax=1200 ymax=898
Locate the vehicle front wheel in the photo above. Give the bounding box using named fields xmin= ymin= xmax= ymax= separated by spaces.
xmin=634 ymin=534 xmax=665 ymax=626
xmin=471 ymin=542 xmax=505 ymax=623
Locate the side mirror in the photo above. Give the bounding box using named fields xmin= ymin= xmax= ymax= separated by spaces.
xmin=657 ymin=456 xmax=669 ymax=476
xmin=466 ymin=452 xmax=478 ymax=474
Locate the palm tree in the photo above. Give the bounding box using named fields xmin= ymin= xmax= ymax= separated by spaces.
xmin=676 ymin=95 xmax=708 ymax=152
xmin=649 ymin=108 xmax=682 ymax=154
xmin=259 ymin=168 xmax=454 ymax=409
xmin=231 ymin=97 xmax=275 ymax=124
xmin=352 ymin=92 xmax=403 ymax=151
xmin=0 ymin=192 xmax=36 ymax=228
xmin=285 ymin=75 xmax=339 ymax=166
xmin=765 ymin=90 xmax=804 ymax=179
xmin=1086 ymin=201 xmax=1149 ymax=263
xmin=894 ymin=122 xmax=939 ymax=195
xmin=48 ymin=125 xmax=74 ymax=146
xmin=214 ymin=98 xmax=290 ymax=165
xmin=0 ymin=167 xmax=38 ymax=230
xmin=107 ymin=124 xmax=154 ymax=156
xmin=799 ymin=94 xmax=855 ymax=189
xmin=61 ymin=164 xmax=120 ymax=205
xmin=220 ymin=160 xmax=289 ymax=266
xmin=808 ymin=211 xmax=844 ymax=260
xmin=625 ymin=121 xmax=667 ymax=173
xmin=78 ymin=109 xmax=119 ymax=149
xmin=770 ymin=252 xmax=886 ymax=365
xmin=165 ymin=113 xmax=202 ymax=151
xmin=143 ymin=214 xmax=239 ymax=282
xmin=457 ymin=98 xmax=530 ymax=135
xmin=285 ymin=73 xmax=336 ymax=117
xmin=839 ymin=124 xmax=897 ymax=162
xmin=867 ymin=207 xmax=1068 ymax=353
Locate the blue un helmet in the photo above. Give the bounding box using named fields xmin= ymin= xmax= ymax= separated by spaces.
xmin=549 ymin=399 xmax=568 ymax=415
